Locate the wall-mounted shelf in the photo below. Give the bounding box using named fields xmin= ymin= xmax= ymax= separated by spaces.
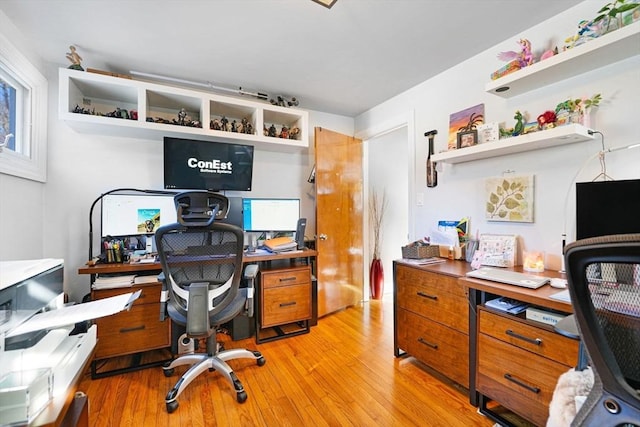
xmin=486 ymin=21 xmax=640 ymax=97
xmin=431 ymin=124 xmax=594 ymax=164
xmin=58 ymin=68 xmax=309 ymax=152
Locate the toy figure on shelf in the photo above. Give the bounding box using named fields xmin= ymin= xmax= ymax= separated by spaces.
xmin=498 ymin=39 xmax=534 ymax=69
xmin=279 ymin=125 xmax=289 ymax=139
xmin=268 ymin=124 xmax=277 ymax=137
xmin=66 ymin=45 xmax=84 ymax=71
xmin=565 ymin=19 xmax=601 ymax=49
xmin=512 ymin=111 xmax=525 ymax=136
xmin=537 ymin=110 xmax=557 ymax=130
xmin=540 ymin=46 xmax=558 ymax=61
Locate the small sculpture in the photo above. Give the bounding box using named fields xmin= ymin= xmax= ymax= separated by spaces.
xmin=537 ymin=110 xmax=556 ymax=130
xmin=279 ymin=125 xmax=289 ymax=139
xmin=178 ymin=108 xmax=187 ymax=125
xmin=498 ymin=39 xmax=534 ymax=68
xmin=288 ymin=126 xmax=300 ymax=140
xmin=66 ymin=45 xmax=84 ymax=71
xmin=512 ymin=111 xmax=525 ymax=136
xmin=268 ymin=124 xmax=277 ymax=137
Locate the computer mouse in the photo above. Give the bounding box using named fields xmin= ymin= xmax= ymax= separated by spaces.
xmin=550 ymin=278 xmax=567 ymax=289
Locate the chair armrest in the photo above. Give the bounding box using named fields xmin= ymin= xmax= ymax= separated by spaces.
xmin=158 ymin=272 xmax=168 ymax=321
xmin=243 ymin=264 xmax=259 ymax=317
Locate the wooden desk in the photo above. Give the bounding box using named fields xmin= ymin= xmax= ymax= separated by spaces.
xmin=462 ymin=270 xmax=579 ymax=427
xmin=78 ymin=249 xmax=318 ymax=368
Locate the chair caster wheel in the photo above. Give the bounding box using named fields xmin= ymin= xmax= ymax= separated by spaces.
xmin=163 ymin=368 xmax=174 ymax=377
xmin=257 ymin=357 xmax=266 ymax=367
xmin=166 ymin=400 xmax=179 ymax=413
xmin=237 ymin=391 xmax=247 ymax=403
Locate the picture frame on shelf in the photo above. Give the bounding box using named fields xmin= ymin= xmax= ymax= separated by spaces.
xmin=448 ymin=103 xmax=484 ymax=150
xmin=457 ymin=129 xmax=478 ymax=148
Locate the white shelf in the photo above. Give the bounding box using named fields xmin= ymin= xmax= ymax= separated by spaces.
xmin=58 ymin=68 xmax=309 ymax=152
xmin=431 ymin=124 xmax=594 ymax=164
xmin=486 ymin=21 xmax=640 ymax=97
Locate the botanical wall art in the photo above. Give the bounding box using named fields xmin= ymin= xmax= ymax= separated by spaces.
xmin=448 ymin=103 xmax=484 ymax=150
xmin=484 ymin=174 xmax=535 ymax=222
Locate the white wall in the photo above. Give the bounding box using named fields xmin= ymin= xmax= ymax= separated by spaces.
xmin=355 ymin=1 xmax=640 ymax=271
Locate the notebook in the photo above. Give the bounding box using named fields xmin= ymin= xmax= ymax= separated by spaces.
xmin=466 ymin=267 xmax=550 ymax=289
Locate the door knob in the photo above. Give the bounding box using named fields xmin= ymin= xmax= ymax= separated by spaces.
xmin=318 ymin=234 xmax=328 ymax=240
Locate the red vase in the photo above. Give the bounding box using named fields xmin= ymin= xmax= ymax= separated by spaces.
xmin=369 ymin=258 xmax=384 ymax=299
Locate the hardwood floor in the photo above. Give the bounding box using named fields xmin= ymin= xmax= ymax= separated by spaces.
xmin=78 ymin=298 xmax=495 ymax=426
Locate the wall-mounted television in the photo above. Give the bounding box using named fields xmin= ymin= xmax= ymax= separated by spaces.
xmin=164 ymin=137 xmax=254 ymax=191
xmin=576 ymin=178 xmax=640 ymax=240
xmin=242 ymin=198 xmax=300 ymax=232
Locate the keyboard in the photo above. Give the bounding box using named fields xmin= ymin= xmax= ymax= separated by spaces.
xmin=466 ymin=267 xmax=550 ymax=289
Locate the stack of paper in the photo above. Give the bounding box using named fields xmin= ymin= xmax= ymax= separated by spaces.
xmin=92 ymin=274 xmax=136 ymax=290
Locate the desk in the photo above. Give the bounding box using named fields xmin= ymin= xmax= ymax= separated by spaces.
xmin=463 ymin=270 xmax=580 ymax=427
xmin=78 ymin=249 xmax=318 ymax=370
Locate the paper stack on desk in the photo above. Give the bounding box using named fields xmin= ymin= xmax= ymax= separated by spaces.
xmin=92 ymin=274 xmax=136 ymax=290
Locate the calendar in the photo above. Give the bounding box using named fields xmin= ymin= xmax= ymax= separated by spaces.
xmin=478 ymin=234 xmax=517 ymax=267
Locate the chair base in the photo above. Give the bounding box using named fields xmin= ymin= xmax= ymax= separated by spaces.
xmin=163 ymin=341 xmax=265 ymax=413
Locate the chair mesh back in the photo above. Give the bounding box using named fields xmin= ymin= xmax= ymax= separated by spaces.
xmin=565 ymin=233 xmax=640 ymax=409
xmin=157 ymin=225 xmax=243 ymax=319
xmin=584 ymin=261 xmax=640 ymax=389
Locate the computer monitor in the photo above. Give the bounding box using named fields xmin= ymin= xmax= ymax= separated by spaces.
xmin=242 ymin=198 xmax=300 ymax=232
xmin=101 ymin=193 xmax=178 ymax=237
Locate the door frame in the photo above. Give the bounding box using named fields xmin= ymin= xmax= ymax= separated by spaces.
xmin=355 ymin=110 xmax=416 ymax=301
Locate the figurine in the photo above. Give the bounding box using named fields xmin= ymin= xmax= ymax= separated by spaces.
xmin=66 ymin=45 xmax=84 ymax=71
xmin=210 ymin=118 xmax=221 ymax=130
xmin=540 ymin=47 xmax=558 ymax=61
xmin=512 ymin=111 xmax=524 ymax=136
xmin=537 ymin=110 xmax=556 ymax=130
xmin=498 ymin=39 xmax=534 ymax=68
xmin=288 ymin=126 xmax=300 ymax=140
xmin=279 ymin=125 xmax=289 ymax=139
xmin=178 ymin=108 xmax=187 ymax=125
xmin=268 ymin=124 xmax=277 ymax=137
xmin=220 ymin=116 xmax=229 ymax=132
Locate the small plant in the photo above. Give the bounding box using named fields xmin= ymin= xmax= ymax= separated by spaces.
xmin=555 ymin=93 xmax=602 ymax=114
xmin=583 ymin=93 xmax=602 ymax=109
xmin=594 ymin=0 xmax=639 ymax=33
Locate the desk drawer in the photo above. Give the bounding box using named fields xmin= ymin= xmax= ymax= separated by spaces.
xmin=94 ymin=302 xmax=170 ymax=359
xmin=396 ymin=273 xmax=468 ymax=333
xmin=397 ymin=308 xmax=469 ymax=388
xmin=262 ymin=284 xmax=311 ymax=327
xmin=477 ymin=333 xmax=569 ymax=426
xmin=92 ymin=283 xmax=161 ymax=305
xmin=479 ymin=308 xmax=578 ymax=366
xmin=261 ymin=267 xmax=310 ymax=289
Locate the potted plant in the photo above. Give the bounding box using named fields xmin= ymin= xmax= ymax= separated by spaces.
xmin=369 ymin=189 xmax=387 ymax=299
xmin=593 ymin=0 xmax=639 ymax=34
xmin=555 ymin=94 xmax=601 ymax=126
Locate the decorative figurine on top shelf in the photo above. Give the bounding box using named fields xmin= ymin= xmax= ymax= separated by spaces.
xmin=66 ymin=45 xmax=84 ymax=71
xmin=279 ymin=125 xmax=289 ymax=139
xmin=210 ymin=118 xmax=221 ymax=130
xmin=178 ymin=108 xmax=187 ymax=126
xmin=289 ymin=126 xmax=300 ymax=140
xmin=512 ymin=111 xmax=525 ymax=136
xmin=493 ymin=39 xmax=534 ymax=80
xmin=268 ymin=124 xmax=277 ymax=138
xmin=565 ymin=19 xmax=601 ymax=50
xmin=270 ymin=95 xmax=299 ymax=108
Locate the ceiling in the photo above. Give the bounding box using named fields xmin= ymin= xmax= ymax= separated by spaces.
xmin=0 ymin=0 xmax=584 ymax=117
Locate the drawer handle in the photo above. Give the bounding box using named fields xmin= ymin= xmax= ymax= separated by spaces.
xmin=279 ymin=277 xmax=297 ymax=282
xmin=505 ymin=329 xmax=542 ymax=346
xmin=120 ymin=325 xmax=145 ymax=333
xmin=417 ymin=337 xmax=438 ymax=349
xmin=504 ymin=373 xmax=540 ymax=394
xmin=280 ymin=301 xmax=297 ymax=307
xmin=417 ymin=291 xmax=438 ymax=301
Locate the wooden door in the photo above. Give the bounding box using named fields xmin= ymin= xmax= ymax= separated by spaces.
xmin=315 ymin=127 xmax=363 ymax=317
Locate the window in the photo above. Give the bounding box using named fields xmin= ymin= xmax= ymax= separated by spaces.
xmin=0 ymin=31 xmax=47 ymax=182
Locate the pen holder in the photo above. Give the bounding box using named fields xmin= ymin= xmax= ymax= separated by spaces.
xmin=104 ymin=247 xmax=124 ymax=263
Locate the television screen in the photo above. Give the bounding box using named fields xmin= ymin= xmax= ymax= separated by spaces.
xmin=576 ymin=179 xmax=640 ymax=240
xmin=242 ymin=198 xmax=300 ymax=232
xmin=164 ymin=137 xmax=254 ymax=191
xmin=101 ymin=193 xmax=177 ymax=237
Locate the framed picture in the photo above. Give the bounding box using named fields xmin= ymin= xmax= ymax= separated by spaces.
xmin=448 ymin=103 xmax=484 ymax=150
xmin=457 ymin=129 xmax=478 ymax=148
xmin=484 ymin=174 xmax=535 ymax=222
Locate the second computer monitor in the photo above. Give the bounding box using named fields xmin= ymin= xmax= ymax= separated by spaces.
xmin=242 ymin=198 xmax=300 ymax=232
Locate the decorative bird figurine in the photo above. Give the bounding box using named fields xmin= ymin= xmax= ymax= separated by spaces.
xmin=513 ymin=111 xmax=524 ymax=136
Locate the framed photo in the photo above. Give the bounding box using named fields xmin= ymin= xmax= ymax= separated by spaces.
xmin=457 ymin=130 xmax=478 ymax=148
xmin=484 ymin=174 xmax=535 ymax=222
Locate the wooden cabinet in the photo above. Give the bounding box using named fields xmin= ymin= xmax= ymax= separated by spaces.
xmin=92 ymin=282 xmax=171 ymax=360
xmin=476 ymin=308 xmax=579 ymax=426
xmin=78 ymin=263 xmax=171 ymax=378
xmin=59 ymin=68 xmax=309 ymax=151
xmin=257 ymin=265 xmax=312 ymax=343
xmin=393 ymin=261 xmax=470 ymax=388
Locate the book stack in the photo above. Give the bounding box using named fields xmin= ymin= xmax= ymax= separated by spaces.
xmin=263 ymin=236 xmax=297 ymax=253
xmin=485 ymin=296 xmax=529 ymax=315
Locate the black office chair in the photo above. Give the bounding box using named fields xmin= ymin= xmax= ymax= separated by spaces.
xmin=564 ymin=233 xmax=640 ymax=426
xmin=155 ymin=191 xmax=265 ymax=413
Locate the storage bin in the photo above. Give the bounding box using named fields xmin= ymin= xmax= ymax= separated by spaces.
xmin=401 ymin=244 xmax=440 ymax=259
